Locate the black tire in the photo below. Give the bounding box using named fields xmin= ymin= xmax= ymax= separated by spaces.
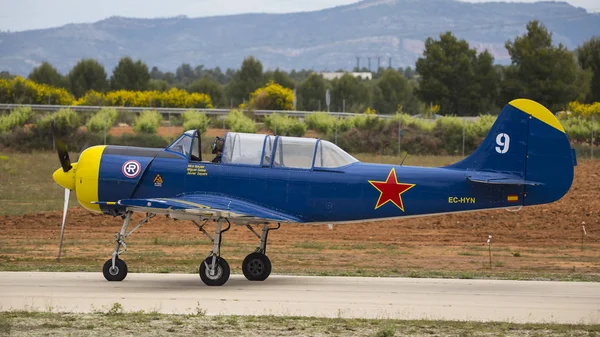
xmin=103 ymin=258 xmax=128 ymax=281
xmin=242 ymin=253 xmax=272 ymax=281
xmin=199 ymin=256 xmax=230 ymax=286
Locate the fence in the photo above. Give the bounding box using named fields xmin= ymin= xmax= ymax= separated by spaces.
xmin=0 ymin=104 xmax=597 ymax=159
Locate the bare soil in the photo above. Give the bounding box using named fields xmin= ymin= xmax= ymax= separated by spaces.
xmin=1 ymin=161 xmax=599 ymax=280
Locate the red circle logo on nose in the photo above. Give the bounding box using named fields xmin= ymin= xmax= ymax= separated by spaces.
xmin=122 ymin=160 xmax=141 ymax=178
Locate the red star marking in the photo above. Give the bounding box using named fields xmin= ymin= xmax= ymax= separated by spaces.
xmin=368 ymin=168 xmax=415 ymax=211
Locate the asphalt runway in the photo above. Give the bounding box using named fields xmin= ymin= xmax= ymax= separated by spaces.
xmin=0 ymin=272 xmax=598 ymax=323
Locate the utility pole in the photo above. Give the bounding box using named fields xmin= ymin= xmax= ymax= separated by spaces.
xmin=367 ymin=57 xmax=371 ymax=72
xmin=356 ymin=56 xmax=360 ymax=71
xmin=388 ymin=57 xmax=392 ymax=69
xmin=377 ymin=56 xmax=381 ymax=70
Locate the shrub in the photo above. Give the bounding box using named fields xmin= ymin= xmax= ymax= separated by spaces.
xmin=75 ymin=88 xmax=213 ymax=108
xmin=305 ymin=112 xmax=336 ymax=134
xmin=562 ymin=116 xmax=599 ymax=144
xmin=265 ymin=113 xmax=307 ymax=136
xmin=432 ymin=116 xmax=465 ymax=155
xmin=363 ymin=107 xmax=377 ymax=115
xmin=225 ymin=110 xmax=256 ymax=133
xmin=86 ymin=108 xmax=118 ymax=132
xmin=567 ymin=101 xmax=600 ymax=117
xmin=0 ymin=106 xmax=33 ymax=132
xmin=0 ymin=76 xmax=74 ymax=105
xmin=0 ymin=128 xmax=101 ymax=151
xmin=249 ymin=81 xmax=294 ymax=110
xmin=36 ymin=108 xmax=81 ymax=137
xmin=182 ymin=110 xmax=209 ymax=134
xmin=75 ymin=90 xmax=107 ymax=106
xmin=134 ymin=110 xmax=162 ymax=134
xmin=109 ymin=134 xmax=169 ymax=148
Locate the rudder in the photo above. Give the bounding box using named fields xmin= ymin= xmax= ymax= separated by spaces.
xmin=448 ymin=99 xmax=575 ymax=206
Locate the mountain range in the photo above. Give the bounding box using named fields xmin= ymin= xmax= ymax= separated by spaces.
xmin=1 ymin=0 xmax=599 ymax=76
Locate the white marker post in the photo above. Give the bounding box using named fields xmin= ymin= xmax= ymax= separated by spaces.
xmin=581 ymin=222 xmax=587 ymax=251
xmin=487 ymin=234 xmax=493 ymax=268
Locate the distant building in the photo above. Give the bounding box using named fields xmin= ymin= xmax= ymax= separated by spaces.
xmin=319 ymin=72 xmax=372 ymax=80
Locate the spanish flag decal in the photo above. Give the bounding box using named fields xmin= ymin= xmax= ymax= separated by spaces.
xmin=507 ymin=195 xmax=519 ymax=202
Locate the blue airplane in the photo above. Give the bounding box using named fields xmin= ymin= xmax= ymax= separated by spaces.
xmin=52 ymin=98 xmax=576 ymax=286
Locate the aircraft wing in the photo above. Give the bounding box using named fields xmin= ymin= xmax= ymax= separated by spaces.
xmin=113 ymin=194 xmax=302 ymax=223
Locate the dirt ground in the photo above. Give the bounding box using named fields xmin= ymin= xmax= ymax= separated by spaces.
xmin=1 ymin=161 xmax=598 ymax=280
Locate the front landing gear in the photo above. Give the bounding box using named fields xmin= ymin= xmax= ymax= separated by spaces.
xmin=102 ymin=211 xmax=152 ymax=282
xmin=103 ymin=258 xmax=127 ymax=281
xmin=199 ymin=256 xmax=230 ymax=286
xmin=195 ymin=218 xmax=231 ymax=286
xmin=242 ymin=223 xmax=280 ymax=281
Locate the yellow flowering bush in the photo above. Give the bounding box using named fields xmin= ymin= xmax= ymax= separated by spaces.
xmin=567 ymin=101 xmax=600 ymax=117
xmin=249 ymin=81 xmax=294 ymax=110
xmin=0 ymin=77 xmax=74 ymax=105
xmin=77 ymin=88 xmax=213 ymax=108
xmin=363 ymin=107 xmax=377 ymax=115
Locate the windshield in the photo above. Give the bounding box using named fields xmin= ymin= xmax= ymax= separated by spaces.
xmin=314 ymin=140 xmax=358 ymax=168
xmin=167 ymin=135 xmax=192 ymax=157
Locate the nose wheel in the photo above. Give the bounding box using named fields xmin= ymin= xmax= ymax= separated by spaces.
xmin=199 ymin=256 xmax=230 ymax=286
xmin=242 ymin=252 xmax=271 ymax=281
xmin=194 ymin=218 xmax=232 ymax=286
xmin=103 ymin=258 xmax=128 ymax=281
xmin=102 ymin=211 xmax=151 ymax=282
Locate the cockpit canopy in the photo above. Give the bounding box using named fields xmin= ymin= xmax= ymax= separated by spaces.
xmin=166 ymin=131 xmax=359 ymax=169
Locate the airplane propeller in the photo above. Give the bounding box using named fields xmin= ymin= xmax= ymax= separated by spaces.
xmin=57 ymin=188 xmax=70 ymax=262
xmin=53 ymin=136 xmax=91 ymax=261
xmin=55 ymin=138 xmax=72 ymax=173
xmin=53 ymin=129 xmax=79 ymax=262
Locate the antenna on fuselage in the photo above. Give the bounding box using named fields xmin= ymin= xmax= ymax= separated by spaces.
xmin=400 ymin=152 xmax=409 ymax=166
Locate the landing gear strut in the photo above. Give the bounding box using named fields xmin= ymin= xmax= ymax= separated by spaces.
xmin=242 ymin=223 xmax=280 ymax=281
xmin=195 ymin=218 xmax=231 ymax=286
xmin=102 ymin=211 xmax=153 ymax=282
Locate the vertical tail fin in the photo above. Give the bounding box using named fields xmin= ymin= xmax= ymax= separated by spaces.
xmin=449 ymin=99 xmax=575 ymax=205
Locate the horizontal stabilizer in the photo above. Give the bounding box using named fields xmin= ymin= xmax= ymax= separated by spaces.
xmin=467 ymin=172 xmax=543 ymax=186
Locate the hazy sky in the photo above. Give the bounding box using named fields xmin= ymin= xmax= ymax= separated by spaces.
xmin=0 ymin=0 xmax=598 ymax=32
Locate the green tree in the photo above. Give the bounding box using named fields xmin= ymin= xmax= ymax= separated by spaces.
xmin=330 ymin=74 xmax=370 ymax=113
xmin=0 ymin=71 xmax=13 ymax=80
xmin=176 ymin=63 xmax=196 ymax=85
xmin=148 ymin=79 xmax=169 ymax=91
xmin=265 ymin=69 xmax=295 ymax=89
xmin=226 ymin=56 xmax=265 ymax=105
xmin=501 ymin=21 xmax=590 ymax=111
xmin=416 ymin=32 xmax=498 ymax=115
xmin=473 ymin=50 xmax=500 ymax=113
xmin=189 ymin=78 xmax=225 ymax=107
xmin=371 ymin=69 xmax=411 ymax=114
xmin=297 ymin=73 xmax=328 ymax=111
xmin=577 ymin=37 xmax=600 ymax=103
xmin=28 ymin=62 xmax=66 ymax=88
xmin=68 ymin=59 xmax=108 ymax=98
xmin=110 ymin=57 xmax=150 ymax=91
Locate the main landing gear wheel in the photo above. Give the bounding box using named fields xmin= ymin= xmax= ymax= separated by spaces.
xmin=199 ymin=257 xmax=230 ymax=286
xmin=242 ymin=253 xmax=271 ymax=281
xmin=103 ymin=258 xmax=128 ymax=281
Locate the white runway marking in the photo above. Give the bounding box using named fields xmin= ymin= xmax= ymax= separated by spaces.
xmin=0 ymin=272 xmax=598 ymax=323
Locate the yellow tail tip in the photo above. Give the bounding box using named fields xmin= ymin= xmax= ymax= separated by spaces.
xmin=509 ymin=99 xmax=565 ymax=133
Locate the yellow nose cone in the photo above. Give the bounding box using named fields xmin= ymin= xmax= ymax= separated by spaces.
xmin=52 ymin=163 xmax=77 ymax=190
